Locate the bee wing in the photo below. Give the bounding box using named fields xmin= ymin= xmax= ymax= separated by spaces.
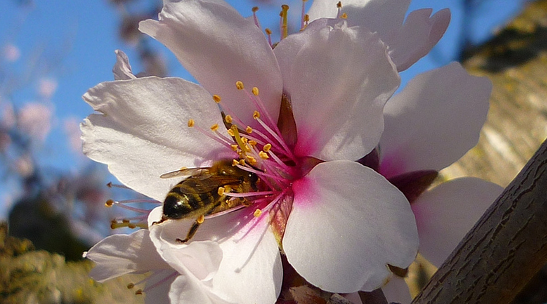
xmin=178 ymin=175 xmax=244 ymax=194
xmin=207 ymin=175 xmax=245 ymax=186
xmin=160 ymin=168 xmax=210 ymax=179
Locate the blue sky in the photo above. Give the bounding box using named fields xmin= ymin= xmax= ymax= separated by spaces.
xmin=0 ymin=0 xmax=524 ymax=219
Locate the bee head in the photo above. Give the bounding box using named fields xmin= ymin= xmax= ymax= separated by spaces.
xmin=162 ymin=195 xmax=187 ymax=219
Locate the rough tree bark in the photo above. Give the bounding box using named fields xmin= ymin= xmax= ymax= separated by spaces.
xmin=412 ymin=138 xmax=547 ymax=304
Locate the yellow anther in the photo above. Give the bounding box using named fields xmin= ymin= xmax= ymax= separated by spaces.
xmin=197 ymin=215 xmax=205 ymax=224
xmin=259 ymin=151 xmax=269 ymax=159
xmin=304 ymin=14 xmax=310 ymax=22
xmin=210 ymin=124 xmax=219 ymax=131
xmin=236 ymin=81 xmax=244 ymax=90
xmin=263 ymin=143 xmax=272 ymax=152
xmin=253 ymin=111 xmax=261 ymax=119
xmin=241 ymin=137 xmax=248 ymax=144
xmin=232 ymin=159 xmax=239 ymax=166
xmin=231 ymin=144 xmax=238 ymax=151
xmin=224 ymin=115 xmax=233 ymax=124
xmin=212 ymin=95 xmax=221 ymax=103
xmin=341 ymin=12 xmax=347 ymax=19
xmin=252 ymin=87 xmax=259 ymax=96
xmin=247 ymin=155 xmax=257 ymax=165
xmin=227 ymin=128 xmax=235 ymax=137
xmin=252 ymin=6 xmax=259 ymax=12
xmin=128 ymin=223 xmax=137 ymax=229
xmin=218 ymin=187 xmax=225 ymax=196
xmin=239 ymin=159 xmax=246 ymax=165
xmin=105 ymin=199 xmax=114 ymax=207
xmin=246 ymin=126 xmax=253 ymax=133
xmin=111 ymin=220 xmax=134 ymax=229
xmin=127 ymin=283 xmax=135 ymax=289
xmin=249 ymin=140 xmax=258 ymax=146
xmin=254 ymin=209 xmax=262 ymax=217
xmin=188 ymin=119 xmax=195 ymax=127
xmin=265 ymin=28 xmax=272 ymax=35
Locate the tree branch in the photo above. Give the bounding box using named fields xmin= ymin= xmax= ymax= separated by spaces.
xmin=412 ymin=138 xmax=547 ymax=304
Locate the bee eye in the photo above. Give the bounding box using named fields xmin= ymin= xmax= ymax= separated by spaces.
xmin=250 ymin=173 xmax=258 ymax=183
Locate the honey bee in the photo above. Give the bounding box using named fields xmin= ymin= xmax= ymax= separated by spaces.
xmin=156 ymin=160 xmax=259 ymax=243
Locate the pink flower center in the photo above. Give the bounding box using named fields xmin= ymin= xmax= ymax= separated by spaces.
xmin=187 ymin=80 xmax=310 ymax=242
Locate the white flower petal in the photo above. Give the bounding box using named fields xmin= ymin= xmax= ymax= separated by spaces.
xmin=283 ymin=160 xmax=418 ymax=293
xmin=113 ymin=50 xmax=136 ymax=80
xmin=139 ymin=0 xmax=283 ymax=127
xmin=275 ymin=21 xmax=399 ymax=161
xmin=308 ymin=1 xmax=449 ymax=72
xmin=148 ymin=206 xmax=164 ymax=228
xmin=150 ymin=207 xmax=281 ymax=303
xmin=213 ymin=212 xmax=282 ymax=304
xmin=379 ymin=63 xmax=492 ymax=178
xmin=85 ymin=229 xmax=168 ymax=282
xmin=382 ymin=275 xmax=412 ymax=304
xmin=149 ymin=224 xmax=223 ymax=281
xmin=412 ymin=177 xmax=503 ymax=267
xmin=143 ymin=270 xmax=176 ymax=304
xmin=168 ymin=275 xmax=231 ymax=304
xmin=308 ymin=0 xmax=410 ymax=38
xmin=386 ymin=8 xmax=450 ymax=71
xmin=81 ymin=77 xmax=232 ymax=200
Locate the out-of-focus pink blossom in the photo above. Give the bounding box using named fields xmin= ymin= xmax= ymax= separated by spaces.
xmin=64 ymin=117 xmax=84 ymax=157
xmin=14 ymin=154 xmax=34 ymax=177
xmin=38 ymin=78 xmax=58 ymax=99
xmin=3 ymin=43 xmax=21 ymax=62
xmin=17 ymin=102 xmax=53 ymax=142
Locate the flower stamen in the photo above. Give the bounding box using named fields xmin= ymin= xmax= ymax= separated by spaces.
xmin=252 ymin=6 xmax=260 ymax=28
xmin=231 ymin=125 xmax=250 ymax=154
xmin=280 ymin=5 xmax=289 ymax=39
xmin=225 ymin=191 xmax=274 ymax=198
xmin=301 ymin=0 xmax=308 ymax=30
xmin=188 ymin=119 xmax=234 ymax=149
xmin=253 ymin=114 xmax=296 ymax=161
xmin=265 ymin=28 xmax=273 ymax=47
xmin=106 ymin=182 xmax=131 ymax=189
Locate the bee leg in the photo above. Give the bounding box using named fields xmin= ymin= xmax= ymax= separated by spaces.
xmin=151 ymin=215 xmax=168 ymax=226
xmin=176 ymin=215 xmax=205 ymax=243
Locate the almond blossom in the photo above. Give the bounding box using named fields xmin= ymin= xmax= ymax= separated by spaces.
xmin=78 ymin=0 xmax=467 ymax=302
xmin=375 ymin=63 xmax=503 ymax=302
